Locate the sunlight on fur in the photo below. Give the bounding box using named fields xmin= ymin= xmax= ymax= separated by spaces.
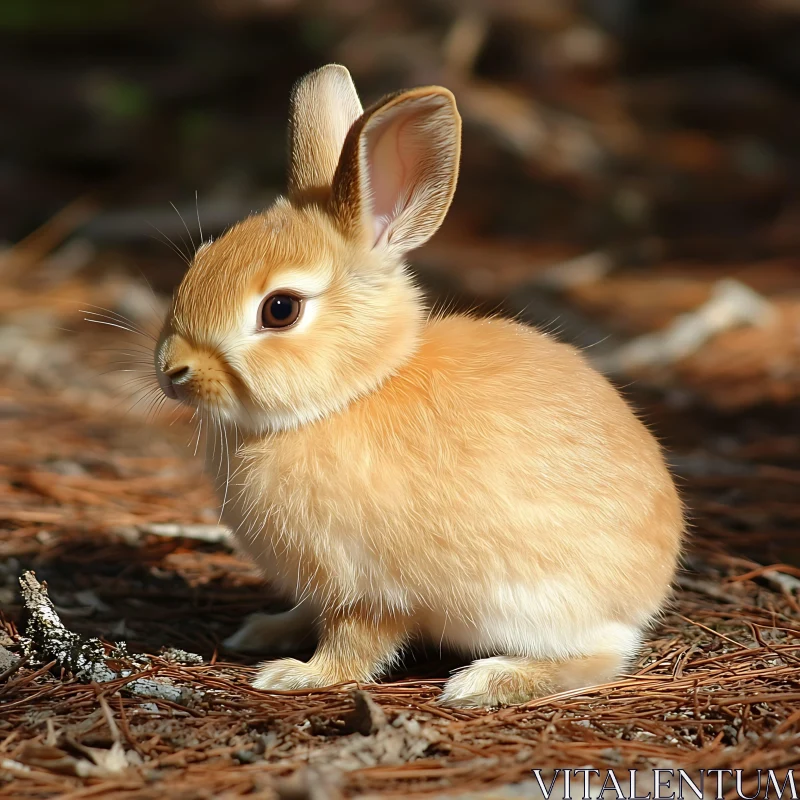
xmin=151 ymin=64 xmax=684 ymax=708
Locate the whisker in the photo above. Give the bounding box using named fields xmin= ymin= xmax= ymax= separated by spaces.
xmin=81 ymin=309 xmax=142 ymax=329
xmin=218 ymin=415 xmax=232 ymax=524
xmin=117 ymin=385 xmax=162 ymax=418
xmin=113 ymin=371 xmax=157 ymax=383
xmin=146 ymin=223 xmax=191 ymax=266
xmin=101 ymin=349 xmax=155 ymax=358
xmin=81 ymin=309 xmax=152 ymax=336
xmin=103 ymin=360 xmax=155 ymax=369
xmin=193 ymin=416 xmax=203 ymax=457
xmin=82 ymin=302 xmax=133 ymax=319
xmin=112 ymin=378 xmax=161 ymax=396
xmin=97 ymin=341 xmax=156 ymax=351
xmin=209 ymin=411 xmax=218 ymax=464
xmin=95 ymin=352 xmax=154 ymax=365
xmin=139 ymin=391 xmax=159 ymax=423
xmin=146 ymin=393 xmax=168 ymax=424
xmin=195 ymin=190 xmax=204 ymax=243
xmin=98 ymin=351 xmax=156 ymax=364
xmin=82 ymin=316 xmax=155 ymax=340
xmin=97 ymin=348 xmax=155 ymax=369
xmin=166 ymin=403 xmax=184 ymax=428
xmin=170 ymin=201 xmax=197 ymax=255
xmin=96 ymin=367 xmax=154 ymax=378
xmin=146 ymin=397 xmax=164 ymax=425
xmin=81 ymin=303 xmax=157 ymax=339
xmin=227 ymin=420 xmax=249 ymax=485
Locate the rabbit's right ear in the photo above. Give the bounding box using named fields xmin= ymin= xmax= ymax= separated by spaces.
xmin=287 ymin=65 xmax=363 ymax=200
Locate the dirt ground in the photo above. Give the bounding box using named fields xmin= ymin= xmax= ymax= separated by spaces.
xmin=1 ymin=251 xmax=799 ymax=799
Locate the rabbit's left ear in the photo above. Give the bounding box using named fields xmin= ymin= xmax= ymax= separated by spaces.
xmin=330 ymin=86 xmax=461 ymax=256
xmin=287 ymin=64 xmax=363 ymax=200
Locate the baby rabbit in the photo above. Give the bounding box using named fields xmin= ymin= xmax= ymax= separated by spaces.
xmin=154 ymin=64 xmax=683 ymax=708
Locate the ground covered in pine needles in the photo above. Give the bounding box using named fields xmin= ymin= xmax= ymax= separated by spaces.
xmin=1 ymin=257 xmax=799 ymax=799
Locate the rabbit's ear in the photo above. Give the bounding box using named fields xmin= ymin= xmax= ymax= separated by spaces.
xmin=330 ymin=86 xmax=461 ymax=255
xmin=287 ymin=64 xmax=363 ymax=200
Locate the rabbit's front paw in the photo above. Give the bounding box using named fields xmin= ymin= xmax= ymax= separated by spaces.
xmin=252 ymin=658 xmax=329 ymax=691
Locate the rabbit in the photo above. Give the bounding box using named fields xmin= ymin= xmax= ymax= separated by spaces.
xmin=154 ymin=64 xmax=684 ymax=708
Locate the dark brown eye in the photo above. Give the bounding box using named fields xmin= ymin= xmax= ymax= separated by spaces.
xmin=259 ymin=293 xmax=302 ymax=329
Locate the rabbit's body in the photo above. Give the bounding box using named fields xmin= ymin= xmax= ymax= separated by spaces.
xmin=155 ymin=65 xmax=683 ymax=707
xmin=215 ymin=311 xmax=681 ymax=694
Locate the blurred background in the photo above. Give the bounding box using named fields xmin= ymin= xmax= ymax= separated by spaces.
xmin=3 ymin=0 xmax=800 ymax=409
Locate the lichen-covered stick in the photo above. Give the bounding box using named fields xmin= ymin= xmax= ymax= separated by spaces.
xmin=19 ymin=571 xmax=196 ymax=703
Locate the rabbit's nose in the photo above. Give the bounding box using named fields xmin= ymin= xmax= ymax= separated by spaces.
xmin=159 ymin=363 xmax=192 ymax=400
xmin=166 ymin=364 xmax=191 ymax=384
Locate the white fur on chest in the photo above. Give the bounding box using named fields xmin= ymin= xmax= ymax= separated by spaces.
xmin=213 ymin=451 xmax=412 ymax=611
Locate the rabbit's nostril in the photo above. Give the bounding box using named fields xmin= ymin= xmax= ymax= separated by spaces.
xmin=166 ymin=365 xmax=191 ymax=384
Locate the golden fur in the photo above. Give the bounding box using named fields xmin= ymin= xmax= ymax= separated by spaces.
xmin=154 ymin=65 xmax=684 ymax=707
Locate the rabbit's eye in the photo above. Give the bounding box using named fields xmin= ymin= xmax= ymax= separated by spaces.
xmin=259 ymin=292 xmax=303 ymax=330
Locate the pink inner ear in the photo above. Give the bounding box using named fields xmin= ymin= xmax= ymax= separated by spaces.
xmin=351 ymin=91 xmax=458 ymax=254
xmin=365 ymin=111 xmax=417 ymax=247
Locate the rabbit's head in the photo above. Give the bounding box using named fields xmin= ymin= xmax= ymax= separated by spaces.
xmin=155 ymin=65 xmax=460 ymax=432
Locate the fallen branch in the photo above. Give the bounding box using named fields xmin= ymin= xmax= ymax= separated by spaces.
xmin=596 ymin=278 xmax=776 ymax=374
xmin=19 ymin=570 xmax=201 ymax=705
xmin=114 ymin=523 xmax=231 ymax=545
